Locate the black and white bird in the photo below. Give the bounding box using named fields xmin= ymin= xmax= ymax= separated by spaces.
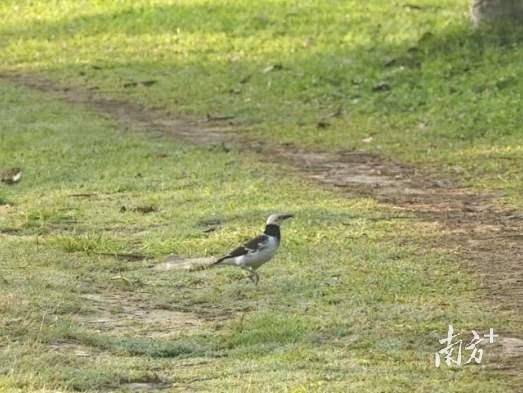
xmin=211 ymin=213 xmax=293 ymax=285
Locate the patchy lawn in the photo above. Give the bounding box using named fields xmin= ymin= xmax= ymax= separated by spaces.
xmin=0 ymin=80 xmax=514 ymax=392
xmin=0 ymin=1 xmax=521 ymax=392
xmin=0 ymin=0 xmax=521 ymax=206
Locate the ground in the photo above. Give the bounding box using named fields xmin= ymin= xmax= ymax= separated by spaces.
xmin=0 ymin=1 xmax=522 ymax=392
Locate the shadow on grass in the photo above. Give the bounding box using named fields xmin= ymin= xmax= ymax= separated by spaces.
xmin=0 ymin=2 xmax=336 ymax=39
xmin=2 ymin=2 xmax=519 ymax=142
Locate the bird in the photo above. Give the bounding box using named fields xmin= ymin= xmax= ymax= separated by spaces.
xmin=211 ymin=213 xmax=293 ymax=285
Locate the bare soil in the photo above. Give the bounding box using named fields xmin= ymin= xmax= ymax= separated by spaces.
xmin=74 ymin=292 xmax=204 ymax=339
xmin=2 ymin=73 xmax=521 ymax=372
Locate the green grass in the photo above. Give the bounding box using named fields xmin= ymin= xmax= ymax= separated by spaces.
xmin=0 ymin=77 xmax=516 ymax=392
xmin=0 ymin=1 xmax=521 ymax=392
xmin=0 ymin=0 xmax=521 ymax=206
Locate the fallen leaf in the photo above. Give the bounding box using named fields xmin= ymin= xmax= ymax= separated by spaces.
xmin=124 ymin=80 xmax=157 ymax=88
xmin=417 ymin=121 xmax=428 ymax=131
xmin=209 ymin=142 xmax=231 ymax=153
xmin=123 ymin=81 xmax=138 ymax=88
xmin=496 ymin=77 xmax=515 ymax=90
xmin=140 ymin=80 xmax=157 ymax=87
xmin=372 ymin=82 xmax=391 ymax=92
xmin=205 ymin=113 xmax=236 ymax=122
xmin=262 ymin=64 xmax=284 ymax=73
xmin=384 ymin=58 xmax=397 ymax=67
xmin=133 ymin=205 xmax=157 ymax=214
xmin=1 ymin=168 xmax=22 ymax=185
xmin=240 ymin=74 xmax=252 ymax=84
xmin=404 ymin=4 xmax=424 ymax=10
xmin=302 ymin=37 xmax=314 ymax=48
xmin=69 ymin=193 xmax=98 ymax=198
xmin=418 ymin=31 xmax=434 ymax=44
xmin=327 ymin=106 xmax=343 ymax=118
xmin=316 ymin=120 xmax=330 ymax=129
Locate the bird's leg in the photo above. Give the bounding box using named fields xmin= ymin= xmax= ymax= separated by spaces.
xmin=249 ymin=270 xmax=259 ymax=286
xmin=243 ymin=267 xmax=259 ymax=286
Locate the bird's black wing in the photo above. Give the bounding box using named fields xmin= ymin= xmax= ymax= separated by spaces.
xmin=213 ymin=234 xmax=270 ymax=264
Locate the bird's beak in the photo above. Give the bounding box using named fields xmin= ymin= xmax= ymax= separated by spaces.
xmin=280 ymin=214 xmax=294 ymax=220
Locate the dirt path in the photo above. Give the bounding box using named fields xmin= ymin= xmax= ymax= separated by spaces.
xmin=2 ymin=73 xmax=522 ymax=358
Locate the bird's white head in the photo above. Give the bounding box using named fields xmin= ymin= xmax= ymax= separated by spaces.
xmin=266 ymin=213 xmax=294 ymax=226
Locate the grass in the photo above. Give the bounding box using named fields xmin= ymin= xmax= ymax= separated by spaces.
xmin=0 ymin=76 xmax=516 ymax=392
xmin=0 ymin=1 xmax=521 ymax=392
xmin=0 ymin=0 xmax=521 ymax=206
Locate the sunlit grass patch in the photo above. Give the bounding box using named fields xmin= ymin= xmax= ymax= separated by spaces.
xmin=224 ymin=312 xmax=311 ymax=350
xmin=48 ymin=233 xmax=127 ymax=254
xmin=0 ymin=85 xmax=512 ymax=391
xmin=0 ymin=3 xmax=520 ymax=390
xmin=2 ymin=0 xmax=521 ymax=206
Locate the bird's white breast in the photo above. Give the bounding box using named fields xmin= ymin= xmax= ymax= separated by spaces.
xmin=235 ymin=236 xmax=279 ymax=270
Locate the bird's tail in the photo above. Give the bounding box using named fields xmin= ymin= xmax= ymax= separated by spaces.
xmin=210 ymin=257 xmax=226 ymax=266
xmin=188 ymin=257 xmax=225 ymax=272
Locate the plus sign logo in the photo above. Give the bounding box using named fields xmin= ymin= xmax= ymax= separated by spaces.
xmin=435 ymin=325 xmax=498 ymax=367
